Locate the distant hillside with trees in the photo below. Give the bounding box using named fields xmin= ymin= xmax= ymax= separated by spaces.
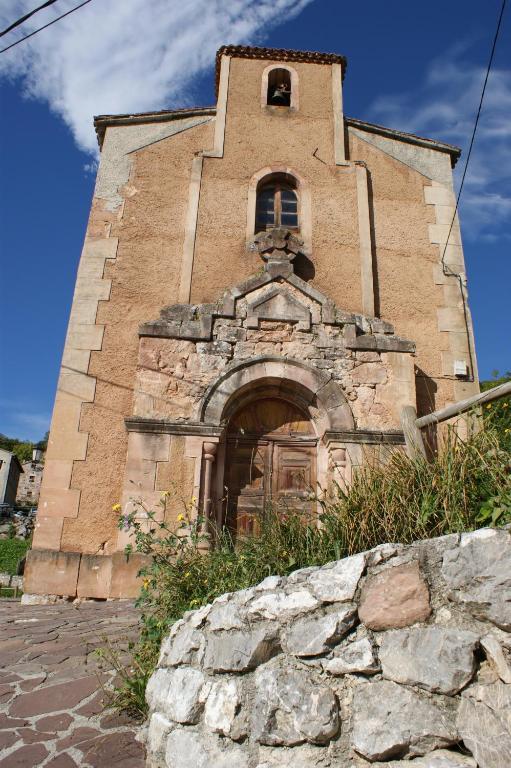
xmin=0 ymin=432 xmax=48 ymax=463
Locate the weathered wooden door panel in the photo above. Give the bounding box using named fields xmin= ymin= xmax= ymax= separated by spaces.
xmin=225 ymin=441 xmax=269 ymax=536
xmin=272 ymin=443 xmax=316 ymax=515
xmin=225 ymin=398 xmax=317 ymax=536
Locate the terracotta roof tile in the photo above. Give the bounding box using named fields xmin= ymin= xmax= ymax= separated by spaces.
xmin=215 ymin=44 xmax=347 ymax=93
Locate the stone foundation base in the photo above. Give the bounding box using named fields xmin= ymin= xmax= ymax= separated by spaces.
xmin=23 ymin=549 xmax=150 ymax=599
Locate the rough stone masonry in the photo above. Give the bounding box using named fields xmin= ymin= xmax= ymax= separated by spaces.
xmin=144 ymin=527 xmax=511 ymax=768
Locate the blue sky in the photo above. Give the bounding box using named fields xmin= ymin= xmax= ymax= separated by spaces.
xmin=0 ymin=0 xmax=510 ymax=441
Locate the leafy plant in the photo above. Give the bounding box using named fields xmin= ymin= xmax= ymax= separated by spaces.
xmin=0 ymin=538 xmax=30 ymax=575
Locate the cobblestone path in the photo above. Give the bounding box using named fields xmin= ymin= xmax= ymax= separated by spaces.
xmin=0 ymin=600 xmax=146 ymax=767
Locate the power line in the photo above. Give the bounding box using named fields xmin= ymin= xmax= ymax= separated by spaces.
xmin=1 ymin=0 xmax=61 ymax=39
xmin=439 ymin=0 xmax=507 ymax=383
xmin=0 ymin=0 xmax=93 ymax=54
xmin=440 ymin=0 xmax=507 ymax=273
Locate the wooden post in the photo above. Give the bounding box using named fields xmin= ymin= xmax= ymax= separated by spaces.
xmin=401 ymin=405 xmax=427 ymax=459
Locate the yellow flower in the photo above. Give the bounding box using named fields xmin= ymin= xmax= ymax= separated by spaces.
xmin=505 ymin=428 xmax=510 ymax=434
xmin=503 ymin=403 xmax=508 ymax=408
xmin=486 ymin=404 xmax=492 ymax=409
xmin=177 ymin=513 xmax=185 ymax=522
xmin=142 ymin=577 xmax=150 ymax=589
xmin=112 ymin=503 xmax=121 ymax=512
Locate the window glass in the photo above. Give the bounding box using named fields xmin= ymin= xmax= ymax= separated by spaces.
xmin=255 ymin=176 xmax=299 ymax=232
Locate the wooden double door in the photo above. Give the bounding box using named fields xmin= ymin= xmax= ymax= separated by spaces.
xmin=225 ymin=398 xmax=317 ymax=536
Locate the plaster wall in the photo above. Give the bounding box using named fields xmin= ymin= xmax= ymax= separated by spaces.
xmin=347 ymin=131 xmax=478 ymax=414
xmin=191 ymin=58 xmax=362 ymax=311
xmin=37 ymin=119 xmax=214 ymax=558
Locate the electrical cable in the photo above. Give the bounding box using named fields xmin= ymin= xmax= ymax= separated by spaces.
xmin=0 ymin=0 xmax=92 ymax=54
xmin=440 ymin=0 xmax=507 ymax=273
xmin=0 ymin=0 xmax=60 ymax=39
xmin=439 ymin=0 xmax=507 ymax=383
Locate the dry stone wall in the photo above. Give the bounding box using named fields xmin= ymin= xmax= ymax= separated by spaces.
xmin=144 ymin=528 xmax=511 ymax=768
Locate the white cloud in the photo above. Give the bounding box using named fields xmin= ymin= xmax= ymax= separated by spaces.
xmin=366 ymin=46 xmax=511 ymax=240
xmin=0 ymin=0 xmax=313 ymax=155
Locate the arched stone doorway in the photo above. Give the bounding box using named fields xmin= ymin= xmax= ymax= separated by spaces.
xmin=225 ymin=396 xmax=317 ymax=536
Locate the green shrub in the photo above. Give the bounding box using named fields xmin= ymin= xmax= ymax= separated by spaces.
xmin=0 ymin=538 xmax=29 ymax=575
xmin=481 ymin=371 xmax=511 ymax=453
xmin=112 ymin=422 xmax=511 ymax=716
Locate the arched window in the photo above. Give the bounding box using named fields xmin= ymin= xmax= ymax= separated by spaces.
xmin=255 ymin=174 xmax=298 ymax=232
xmin=267 ymin=68 xmax=292 ymax=107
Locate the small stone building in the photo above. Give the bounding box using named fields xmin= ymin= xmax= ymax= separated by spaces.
xmin=26 ymin=46 xmax=479 ymax=599
xmin=16 ymin=451 xmax=45 ymax=507
xmin=0 ymin=449 xmax=23 ymax=510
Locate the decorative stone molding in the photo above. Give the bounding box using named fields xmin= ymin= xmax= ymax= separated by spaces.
xmin=199 ymin=356 xmax=354 ymax=430
xmin=145 ymin=527 xmax=511 ymax=768
xmin=246 ymin=287 xmax=311 ymax=330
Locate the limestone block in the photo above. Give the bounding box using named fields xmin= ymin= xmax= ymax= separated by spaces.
xmin=38 ymin=459 xmax=73 ymax=493
xmin=323 ymin=636 xmax=379 ymax=675
xmin=441 ymin=528 xmax=511 ymax=630
xmin=38 ymin=487 xmax=80 ymax=519
xmin=74 ymin=276 xmax=111 ymax=301
xmin=76 ymin=554 xmax=113 ymax=598
xmin=61 ymin=347 xmax=91 ymax=374
xmin=351 ymin=362 xmax=387 ymax=385
xmin=58 ymin=369 xmax=96 ymax=402
xmin=124 ymin=457 xmax=157 ymax=491
xmin=374 ymin=750 xmax=476 ymax=767
xmin=379 ymin=627 xmax=478 ymax=694
xmin=165 ymin=728 xmax=250 ymax=768
xmin=247 ymin=589 xmax=319 ymax=620
xmin=203 ymin=626 xmax=280 ymax=673
xmin=358 ymin=561 xmax=431 ymax=630
xmin=424 ymin=185 xmax=455 ymax=206
xmin=429 ymin=223 xmax=461 ymax=246
xmin=437 ymin=307 xmax=466 ymax=333
xmin=204 ymin=679 xmax=242 ymax=737
xmin=30 ymin=516 xmax=64 ymax=551
xmin=147 ymin=712 xmax=173 ymax=758
xmin=283 ymin=604 xmax=357 ymax=657
xmin=480 ymin=635 xmax=511 ymax=683
xmin=159 ymin=623 xmax=203 ymax=667
xmin=457 ymin=682 xmax=511 ymax=768
xmin=109 ymin=552 xmax=149 ymax=598
xmin=23 ymin=549 xmax=79 ymax=597
xmin=147 ymin=667 xmax=206 ymax=724
xmin=253 ymin=666 xmax=339 ymax=746
xmin=352 ymin=680 xmax=457 ymax=760
xmin=206 ymin=599 xmax=245 ymax=632
xmin=127 ymin=432 xmax=171 ymax=463
xmin=256 ymin=744 xmax=332 ymax=768
xmin=68 ymin=295 xmax=101 ymax=326
xmin=290 ymin=552 xmax=365 ymax=603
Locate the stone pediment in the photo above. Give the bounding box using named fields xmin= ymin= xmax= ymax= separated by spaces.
xmin=138 ymin=228 xmax=415 ymax=354
xmin=246 ymin=287 xmax=311 ymax=330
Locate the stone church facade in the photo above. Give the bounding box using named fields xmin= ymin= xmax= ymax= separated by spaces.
xmin=26 ymin=46 xmax=478 ymax=599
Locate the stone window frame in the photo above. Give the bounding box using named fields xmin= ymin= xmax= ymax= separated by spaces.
xmin=246 ymin=165 xmax=312 ymax=253
xmin=261 ymin=64 xmax=299 ymax=111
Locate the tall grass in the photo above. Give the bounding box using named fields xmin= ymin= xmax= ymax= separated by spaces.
xmin=112 ymin=421 xmax=510 ymax=715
